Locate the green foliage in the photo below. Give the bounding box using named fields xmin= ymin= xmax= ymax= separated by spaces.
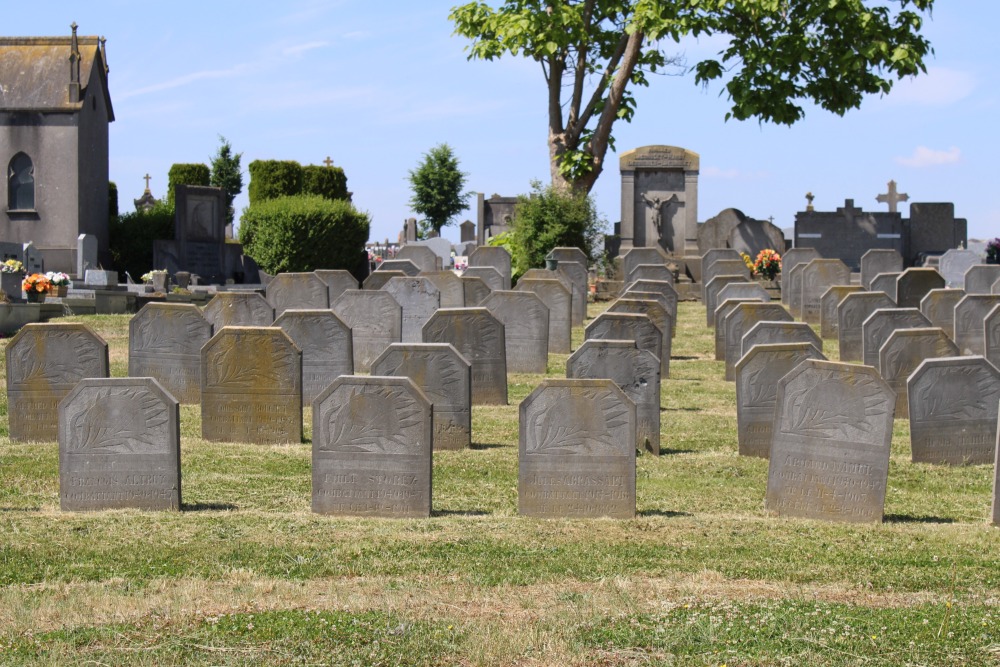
xmin=239 ymin=195 xmax=369 ymax=274
xmin=107 ymin=181 xmax=118 ymax=222
xmin=166 ymin=163 xmax=210 ymax=207
xmin=209 ymin=136 xmax=243 ymax=226
xmin=108 ymin=199 xmax=175 ymax=281
xmin=247 ymin=160 xmax=304 ymax=205
xmin=302 ymin=164 xmax=350 ymax=202
xmin=407 ymin=143 xmax=471 ymax=237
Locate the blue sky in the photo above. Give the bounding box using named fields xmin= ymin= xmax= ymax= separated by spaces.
xmin=8 ymin=1 xmax=999 ymax=244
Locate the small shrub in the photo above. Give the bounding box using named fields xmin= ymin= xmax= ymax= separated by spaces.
xmin=107 ymin=181 xmax=119 ymax=221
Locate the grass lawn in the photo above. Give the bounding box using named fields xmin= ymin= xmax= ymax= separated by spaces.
xmin=0 ymin=302 xmax=997 ymax=666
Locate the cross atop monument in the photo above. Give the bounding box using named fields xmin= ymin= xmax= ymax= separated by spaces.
xmin=323 ymin=156 xmax=334 ymax=167
xmin=876 ymin=180 xmax=909 ymax=213
xmin=143 ymin=173 xmax=151 ymax=192
xmin=805 ymin=192 xmax=815 ymax=212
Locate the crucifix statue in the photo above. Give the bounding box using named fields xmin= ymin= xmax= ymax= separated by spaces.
xmin=876 ymin=180 xmax=908 ymax=213
xmin=640 ymin=192 xmax=679 ymax=247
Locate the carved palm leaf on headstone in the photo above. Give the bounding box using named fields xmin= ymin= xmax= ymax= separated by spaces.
xmin=527 ymin=388 xmax=629 ymax=456
xmin=69 ymin=387 xmax=169 ymax=453
xmin=746 ymin=365 xmax=779 ymax=407
xmin=12 ymin=332 xmax=101 ymax=384
xmin=208 ymin=342 xmax=292 ymax=388
xmin=135 ymin=312 xmax=206 ymax=354
xmin=784 ymin=375 xmax=889 ymax=440
xmin=322 ymin=386 xmax=421 ymax=454
xmin=917 ymin=367 xmax=993 ymax=420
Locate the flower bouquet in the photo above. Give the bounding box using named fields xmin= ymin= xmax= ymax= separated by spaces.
xmin=752 ymin=249 xmax=782 ymax=281
xmin=22 ymin=273 xmax=51 ymax=303
xmin=1 ymin=259 xmax=24 ymax=274
xmin=45 ymin=271 xmax=71 ymax=296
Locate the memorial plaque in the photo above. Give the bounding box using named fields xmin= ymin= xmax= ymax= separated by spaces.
xmin=908 ymin=356 xmax=1000 ymax=465
xmin=860 ymin=249 xmax=903 ymax=290
xmin=421 ymin=270 xmax=465 ymax=308
xmin=201 ymin=327 xmax=302 ymax=444
xmin=128 ymin=303 xmax=212 ymax=404
xmin=376 ymin=259 xmax=421 ymax=276
xmin=273 ymin=310 xmax=354 ymax=404
xmin=704 ymin=275 xmax=752 ymax=327
xmin=735 ymin=343 xmax=825 ymax=458
xmin=779 ymin=247 xmax=821 ymax=306
xmin=372 ymin=343 xmax=471 ymax=450
xmin=939 ymin=249 xmax=981 ymax=288
xmin=203 ymin=292 xmax=274 ymax=329
xmin=608 ymin=298 xmax=673 ymax=378
xmin=879 ymin=327 xmax=958 ymax=419
xmin=801 ymin=259 xmax=850 ymax=323
xmin=314 ymin=269 xmax=358 ymax=302
xmin=741 ymin=320 xmax=823 ymax=359
xmin=722 ymin=302 xmax=793 ymax=380
xmin=422 ymin=308 xmax=507 ymax=405
xmin=332 ymin=290 xmax=402 ymax=373
xmin=463 ymin=266 xmax=504 ymax=292
xmin=469 ymin=246 xmax=512 ymax=290
xmin=895 ymin=268 xmax=945 ymax=308
xmin=714 ymin=298 xmax=758 ymax=360
xmin=954 ymin=294 xmax=1000 ymax=355
xmin=396 ymin=245 xmax=439 ymax=273
xmin=585 ymin=312 xmax=662 ymax=376
xmin=519 ymin=379 xmax=636 ymax=518
xmin=820 ymin=285 xmax=863 ymax=339
xmin=482 ymin=290 xmax=549 ymax=374
xmin=861 ymin=308 xmax=931 ymax=369
xmin=766 ymin=360 xmax=894 ymax=523
xmin=621 ymin=246 xmax=669 ymax=285
xmin=382 ymin=276 xmax=441 ymax=343
xmin=462 ymin=275 xmax=492 ymax=307
xmin=557 ymin=260 xmax=590 ymax=326
xmin=265 ymin=272 xmax=329 ymax=317
xmin=59 ymin=378 xmax=180 ymax=511
xmin=6 ymin=323 xmax=110 ymax=442
xmin=312 ymin=375 xmax=432 ymax=517
xmin=920 ymin=288 xmax=965 ymax=335
xmin=514 ymin=278 xmax=571 ymax=354
xmin=363 ymin=270 xmax=405 ymax=290
xmin=627 ymin=263 xmax=675 ymax=286
xmin=964 ymin=265 xmax=1000 ymax=295
xmin=869 ymin=272 xmax=900 ymax=301
xmin=624 ymin=279 xmax=678 ymax=321
xmin=837 ymin=292 xmax=896 ymax=362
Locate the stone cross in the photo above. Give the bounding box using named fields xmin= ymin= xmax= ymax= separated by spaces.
xmin=143 ymin=173 xmax=151 ymax=192
xmin=805 ymin=192 xmax=815 ymax=212
xmin=876 ymin=180 xmax=909 ymax=213
xmin=323 ymin=156 xmax=334 ymax=167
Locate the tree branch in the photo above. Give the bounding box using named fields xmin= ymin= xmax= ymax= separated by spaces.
xmin=569 ymin=31 xmax=629 ymax=144
xmin=566 ymin=0 xmax=596 ymax=132
xmin=547 ymin=54 xmax=565 ymax=136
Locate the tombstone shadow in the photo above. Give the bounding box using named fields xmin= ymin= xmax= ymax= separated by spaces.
xmin=469 ymin=442 xmax=505 ymax=450
xmin=432 ymin=509 xmax=489 ymax=517
xmin=884 ymin=513 xmax=955 ymax=525
xmin=638 ymin=509 xmax=693 ymax=519
xmin=182 ymin=502 xmax=239 ymax=512
xmin=653 ymin=447 xmax=695 ymax=455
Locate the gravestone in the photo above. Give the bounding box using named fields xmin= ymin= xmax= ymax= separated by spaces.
xmin=77 ymin=233 xmax=97 ymax=278
xmin=482 ymin=290 xmax=550 ymax=374
xmin=422 ymin=307 xmax=507 ymax=405
xmin=567 ymin=339 xmax=661 ymax=454
xmin=420 ymin=271 xmax=465 ymax=308
xmin=519 ymin=378 xmax=636 ymax=518
xmin=800 ymin=259 xmax=850 ymax=323
xmin=557 ymin=260 xmax=590 ymax=326
xmin=314 ymin=269 xmax=358 ymax=303
xmin=714 ymin=298 xmax=759 ymax=360
xmin=585 ymin=312 xmax=662 ymax=377
xmin=462 ymin=275 xmax=492 ymax=307
xmin=703 ymin=259 xmax=751 ymax=303
xmin=201 ymin=327 xmax=302 ymax=444
xmin=468 ymin=246 xmax=512 ymax=290
xmin=908 ymin=356 xmax=1000 ymax=465
xmin=265 ymin=272 xmax=329 ymax=317
xmin=869 ymin=272 xmax=900 ymax=301
xmin=779 ymin=248 xmax=821 ymax=306
xmin=376 ymin=259 xmax=421 ymax=276
xmin=412 ymin=238 xmax=454 ymax=269
xmin=702 ymin=248 xmax=742 ymax=276
xmin=820 ymin=285 xmax=863 ymax=339
xmin=460 ymin=220 xmax=476 ymax=243
xmin=58 ymin=378 xmax=180 ymax=511
xmin=6 ymin=323 xmax=109 ymax=442
xmin=273 ymin=310 xmax=354 ymax=405
xmin=954 ymin=294 xmax=1000 ymax=355
xmin=462 ymin=266 xmax=504 ymax=292
xmin=895 ymin=268 xmax=945 ymax=309
xmin=622 ymin=289 xmax=676 ymax=340
xmin=363 ymin=270 xmax=405 ymax=290
xmin=964 ymin=265 xmax=1000 ymax=295
xmin=608 ymin=298 xmax=673 ymax=378
xmin=920 ymin=288 xmax=965 ymax=336
xmin=985 ymin=304 xmax=1000 ymax=370
xmin=838 ymin=292 xmax=896 ymax=362
xmin=765 ymin=360 xmax=894 ymax=523
xmin=514 ymin=278 xmax=572 ymax=354
xmin=729 ymin=218 xmax=785 ymax=258
xmin=620 ymin=246 xmax=669 ymax=284
xmin=994 ymin=442 xmax=1000 ymax=526
xmin=704 ymin=275 xmax=753 ymax=327
xmin=547 ymin=247 xmax=588 ymax=267
xmin=396 ymin=245 xmax=439 ymax=273
xmin=722 ymin=302 xmax=794 ymax=380
xmin=717 ymin=281 xmax=770 ymax=306
xmin=202 ymin=292 xmax=274 ymax=329
xmin=735 ymin=342 xmax=826 ymax=458
xmin=624 ymin=279 xmax=678 ymax=322
xmin=627 ymin=263 xmax=675 ymax=286
xmin=939 ymin=249 xmax=982 ymax=288
xmin=741 ymin=320 xmax=823 ymax=359
xmin=312 ymin=375 xmax=432 ymax=517
xmin=521 ymin=268 xmax=579 ymax=324
xmin=785 ymin=263 xmax=806 ymax=319
xmin=157 ymin=185 xmax=227 ymax=282
xmin=128 ymin=303 xmax=212 ymax=404
xmin=372 ymin=343 xmax=472 ymax=450
xmin=698 ymin=211 xmax=747 ymax=256
xmin=861 ymin=308 xmax=931 ymax=369
xmin=383 ymin=276 xmax=441 ymax=343
xmin=860 ymin=249 xmax=903 ymax=289
xmin=332 ymin=290 xmax=402 ymax=373
xmin=879 ymin=327 xmax=958 ymax=419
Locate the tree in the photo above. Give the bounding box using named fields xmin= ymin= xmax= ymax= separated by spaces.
xmin=407 ymin=143 xmax=471 ymax=237
xmin=450 ymin=0 xmax=934 ymax=194
xmin=210 ymin=135 xmax=243 ymax=227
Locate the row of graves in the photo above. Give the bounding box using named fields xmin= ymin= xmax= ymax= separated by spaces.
xmin=7 ymin=244 xmax=692 ymax=519
xmin=700 ymin=246 xmax=1000 ymax=526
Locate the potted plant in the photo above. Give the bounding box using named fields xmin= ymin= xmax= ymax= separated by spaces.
xmin=141 ymin=269 xmax=169 ymax=293
xmin=987 ymin=238 xmax=1000 ymax=264
xmin=45 ymin=271 xmax=71 ymax=297
xmin=1 ymin=259 xmax=25 ymax=300
xmin=21 ymin=273 xmax=51 ymax=303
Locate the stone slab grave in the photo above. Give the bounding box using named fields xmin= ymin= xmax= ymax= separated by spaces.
xmin=964 ymin=265 xmax=1000 ymax=295
xmin=820 ymin=285 xmax=863 ymax=339
xmin=985 ymin=304 xmax=1000 ymax=370
xmin=265 ymin=272 xmax=329 ymax=317
xmin=722 ymin=302 xmax=793 ymax=380
xmin=627 ymin=263 xmax=674 ymax=286
xmin=741 ymin=320 xmax=823 ymax=359
xmin=954 ymin=294 xmax=1000 ymax=355
xmin=879 ymin=327 xmax=958 ymax=419
xmin=800 ymin=259 xmax=850 ymax=324
xmin=585 ymin=312 xmax=662 ymax=378
xmin=201 ymin=327 xmax=302 ymax=445
xmin=363 ymin=270 xmax=405 ymax=290
xmin=462 ymin=266 xmax=504 ymax=292
xmin=869 ymin=272 xmax=900 ymax=301
xmin=482 ymin=290 xmax=549 ymax=374
xmin=522 ymin=268 xmax=580 ymax=326
xmin=314 ymin=269 xmax=358 ymax=303
xmin=735 ymin=342 xmax=826 ymax=459
xmin=838 ymin=291 xmax=896 ymax=362
xmin=713 ymin=298 xmax=759 ymax=360
xmin=861 ymin=308 xmax=931 ymax=369
xmin=420 ymin=271 xmax=465 ymax=308
xmin=704 ymin=275 xmax=753 ymax=327
xmin=376 ymin=259 xmax=421 ymax=277
xmin=939 ymin=249 xmax=982 ymax=288
xmin=58 ymin=378 xmax=180 ymax=511
xmin=860 ymin=249 xmax=903 ymax=290
xmin=608 ymin=297 xmax=673 ymax=378
xmin=567 ymin=339 xmax=661 ymax=454
xmin=518 ymin=378 xmax=636 ymax=518
xmin=779 ymin=248 xmax=821 ymax=307
xmin=895 ymin=268 xmax=945 ymax=309
xmin=312 ymin=375 xmax=432 ymax=517
xmin=422 ymin=307 xmax=507 ymax=405
xmin=920 ymin=288 xmax=965 ymax=335
xmin=396 ymin=245 xmax=440 ymax=273
xmin=557 ymin=260 xmax=590 ymax=327
xmin=622 ymin=287 xmax=677 ymax=340
xmin=202 ymin=292 xmax=274 ymax=329
xmin=908 ymin=356 xmax=1000 ymax=465
xmin=274 ymin=310 xmax=354 ymax=405
xmin=703 ymin=259 xmax=751 ymax=303
xmin=469 ymin=246 xmax=512 ymax=290
xmin=6 ymin=323 xmax=110 ymax=442
xmin=625 ymin=279 xmax=678 ymax=322
xmin=620 ymin=246 xmax=669 ymax=286
xmin=332 ymin=290 xmax=402 ymax=373
xmin=514 ymin=278 xmax=571 ymax=354
xmin=765 ymin=359 xmax=894 ymax=523
xmin=382 ymin=276 xmax=441 ymax=343
xmin=372 ymin=343 xmax=471 ymax=450
xmin=128 ymin=303 xmax=212 ymax=404
xmin=461 ymin=275 xmax=492 ymax=307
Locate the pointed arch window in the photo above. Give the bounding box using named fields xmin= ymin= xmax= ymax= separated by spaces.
xmin=8 ymin=153 xmax=35 ymax=211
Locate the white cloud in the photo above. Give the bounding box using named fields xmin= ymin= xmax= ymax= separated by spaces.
xmin=282 ymin=41 xmax=329 ymax=58
xmin=118 ymin=65 xmax=249 ymax=100
xmin=886 ymin=67 xmax=976 ymax=106
xmin=895 ymin=146 xmax=961 ymax=168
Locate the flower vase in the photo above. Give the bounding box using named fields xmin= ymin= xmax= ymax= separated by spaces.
xmin=151 ymin=273 xmax=168 ymax=292
xmin=26 ymin=290 xmax=46 ymax=304
xmin=54 ymin=285 xmax=68 ymax=297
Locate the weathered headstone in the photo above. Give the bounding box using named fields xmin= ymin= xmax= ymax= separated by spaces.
xmin=265 ymin=272 xmax=329 ymax=317
xmin=312 ymin=375 xmax=432 ymax=517
xmin=860 ymin=249 xmax=903 ymax=290
xmin=895 ymin=268 xmax=945 ymax=309
xmin=717 ymin=281 xmax=770 ymax=306
xmin=201 ymin=327 xmax=302 ymax=444
xmin=621 ymin=246 xmax=669 ymax=285
xmin=396 ymin=245 xmax=440 ymax=273
xmin=314 ymin=269 xmax=358 ymax=303
xmin=838 ymin=291 xmax=896 ymax=362
xmin=954 ymin=294 xmax=1000 ymax=355
xmin=819 ymin=285 xmax=863 ymax=339
xmin=468 ymin=246 xmax=512 ymax=290
xmin=722 ymin=302 xmax=794 ymax=380
xmin=704 ymin=259 xmax=751 ymax=303
xmin=273 ymin=310 xmax=354 ymax=405
xmin=519 ymin=378 xmax=636 ymax=518
xmin=741 ymin=320 xmax=823 ymax=359
xmin=869 ymin=272 xmax=901 ymax=301
xmin=714 ymin=298 xmax=759 ymax=360
xmin=879 ymin=327 xmax=958 ymax=419
xmin=547 ymin=247 xmax=588 ymax=266
xmin=993 ymin=437 xmax=1000 ymax=526
xmin=482 ymin=290 xmax=549 ymax=374
xmin=372 ymin=343 xmax=472 ymax=450
xmin=861 ymin=308 xmax=931 ymax=369
xmin=704 ymin=275 xmax=753 ymax=327
xmin=202 ymin=292 xmax=274 ymax=329
xmin=908 ymin=356 xmax=1000 ymax=465
xmin=376 ymin=259 xmax=421 ymax=276
xmin=461 ymin=275 xmax=492 ymax=307
xmin=420 ymin=271 xmax=465 ymax=308
xmin=939 ymin=249 xmax=981 ymax=288
xmin=765 ymin=360 xmax=894 ymax=523
xmin=585 ymin=312 xmax=662 ymax=376
xmin=800 ymin=259 xmax=851 ymax=323
xmin=735 ymin=342 xmax=826 ymax=458
xmin=76 ymin=233 xmax=97 ymax=277
xmin=627 ymin=263 xmax=675 ymax=286
xmin=514 ymin=278 xmax=572 ymax=354
xmin=702 ymin=248 xmax=742 ymax=277
xmin=985 ymin=304 xmax=1000 ymax=370
xmin=128 ymin=303 xmax=212 ymax=404
xmin=779 ymin=248 xmax=821 ymax=306
xmin=332 ymin=290 xmax=402 ymax=373
xmin=363 ymin=270 xmax=405 ymax=290
xmin=6 ymin=323 xmax=109 ymax=442
xmin=557 ymin=260 xmax=590 ymax=326
xmin=920 ymin=288 xmax=965 ymax=335
xmin=382 ymin=276 xmax=441 ymax=343
xmin=729 ymin=218 xmax=785 ymax=259
xmin=521 ymin=268 xmax=580 ymax=324
xmin=462 ymin=266 xmax=504 ymax=292
xmin=58 ymin=378 xmax=180 ymax=511
xmin=607 ymin=298 xmax=673 ymax=378
xmin=624 ymin=279 xmax=678 ymax=321
xmin=422 ymin=308 xmax=507 ymax=405
xmin=785 ymin=263 xmax=806 ymax=320
xmin=964 ymin=265 xmax=1000 ymax=295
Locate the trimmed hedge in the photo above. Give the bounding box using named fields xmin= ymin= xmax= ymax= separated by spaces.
xmin=108 ymin=200 xmax=175 ymax=281
xmin=167 ymin=163 xmax=210 ymax=206
xmin=302 ymin=164 xmax=349 ymax=201
xmin=247 ymin=160 xmax=302 ymax=205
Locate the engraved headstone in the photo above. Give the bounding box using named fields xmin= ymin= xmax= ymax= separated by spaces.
xmin=954 ymin=294 xmax=1000 ymax=355
xmin=521 ymin=269 xmax=579 ymax=324
xmin=547 ymin=246 xmax=588 ymax=266
xmin=779 ymin=247 xmax=821 ymax=306
xmin=717 ymin=281 xmax=770 ymax=306
xmin=879 ymin=327 xmax=958 ymax=419
xmin=314 ymin=269 xmax=358 ymax=303
xmin=985 ymin=304 xmax=1000 ymax=370
xmin=514 ymin=278 xmax=571 ymax=354
xmin=741 ymin=320 xmax=823 ymax=359
xmin=765 ymin=360 xmax=894 ymax=523
xmin=462 ymin=266 xmax=504 ymax=292
xmin=585 ymin=312 xmax=662 ymax=376
xmin=704 ymin=259 xmax=751 ymax=302
xmin=420 ymin=271 xmax=465 ymax=308
xmin=800 ymin=259 xmax=851 ymax=323
xmin=461 ymin=275 xmax=492 ymax=307
xmin=363 ymin=270 xmax=405 ymax=290
xmin=621 ymin=246 xmax=669 ymax=285
xmin=265 ymin=272 xmax=329 ymax=317
xmin=704 ymin=275 xmax=752 ymax=327
xmin=939 ymin=249 xmax=982 ymax=288
xmin=312 ymin=375 xmax=432 ymax=517
xmin=482 ymin=290 xmax=550 ymax=374
xmin=624 ymin=279 xmax=678 ymax=322
xmin=396 ymin=245 xmax=440 ymax=273
xmin=714 ymin=298 xmax=759 ymax=360
xmin=519 ymin=379 xmax=636 ymax=518
xmin=820 ymin=285 xmax=863 ymax=339
xmin=861 ymin=308 xmax=931 ymax=369
xmin=607 ymin=298 xmax=673 ymax=378
xmin=332 ymin=290 xmax=402 ymax=373
xmin=920 ymin=288 xmax=965 ymax=335
xmin=627 ymin=263 xmax=675 ymax=286
xmin=869 ymin=272 xmax=900 ymax=301
xmin=128 ymin=303 xmax=212 ymax=404
xmin=621 ymin=288 xmax=676 ymax=340
xmin=785 ymin=263 xmax=806 ymax=320
xmin=468 ymin=246 xmax=512 ymax=290
xmin=273 ymin=310 xmax=354 ymax=404
xmin=964 ymin=265 xmax=1000 ymax=295
xmin=838 ymin=292 xmax=896 ymax=362
xmin=59 ymin=378 xmax=180 ymax=511
xmin=203 ymin=292 xmax=274 ymax=329
xmin=722 ymin=302 xmax=794 ymax=380
xmin=860 ymin=249 xmax=903 ymax=290
xmin=376 ymin=259 xmax=421 ymax=276
xmin=994 ymin=440 xmax=1000 ymax=526
xmin=382 ymin=276 xmax=441 ymax=343
xmin=422 ymin=308 xmax=507 ymax=405
xmin=895 ymin=267 xmax=945 ymax=309
xmin=557 ymin=260 xmax=590 ymax=326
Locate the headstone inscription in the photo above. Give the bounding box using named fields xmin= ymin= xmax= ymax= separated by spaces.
xmin=735 ymin=342 xmax=826 ymax=458
xmin=58 ymin=378 xmax=180 ymax=511
xmin=265 ymin=272 xmax=329 ymax=317
xmin=201 ymin=327 xmax=302 ymax=444
xmin=273 ymin=310 xmax=354 ymax=405
xmin=128 ymin=303 xmax=212 ymax=404
xmin=869 ymin=272 xmax=901 ymax=301
xmin=722 ymin=302 xmax=794 ymax=380
xmin=938 ymin=249 xmax=981 ymax=288
xmin=481 ymin=290 xmax=550 ymax=374
xmin=838 ymin=292 xmax=896 ymax=362
xmin=819 ymin=285 xmax=863 ymax=339
xmin=879 ymin=327 xmax=958 ymax=419
xmin=908 ymin=356 xmax=1000 ymax=465
xmin=312 ymin=375 xmax=432 ymax=517
xmin=314 ymin=269 xmax=358 ymax=303
xmin=363 ymin=270 xmax=405 ymax=290
xmin=6 ymin=323 xmax=110 ymax=442
xmin=704 ymin=275 xmax=752 ymax=327
xmin=800 ymin=259 xmax=851 ymax=323
xmin=376 ymin=259 xmax=421 ymax=276
xmin=954 ymin=294 xmax=1000 ymax=355
xmin=202 ymin=292 xmax=274 ymax=329
xmin=860 ymin=249 xmax=903 ymax=290
xmin=919 ymin=288 xmax=965 ymax=335
xmin=519 ymin=379 xmax=636 ymax=518
xmin=462 ymin=266 xmax=505 ymax=292
xmin=714 ymin=298 xmax=759 ymax=360
xmin=740 ymin=320 xmax=823 ymax=359
xmin=382 ymin=276 xmax=441 ymax=343
xmin=422 ymin=308 xmax=507 ymax=405
xmin=964 ymin=265 xmax=1000 ymax=295
xmin=372 ymin=343 xmax=472 ymax=450
xmin=332 ymin=290 xmax=403 ymax=373
xmin=895 ymin=268 xmax=945 ymax=309
xmin=420 ymin=270 xmax=465 ymax=308
xmin=779 ymin=247 xmax=821 ymax=306
xmin=585 ymin=312 xmax=663 ymax=376
xmin=765 ymin=360 xmax=894 ymax=523
xmin=396 ymin=245 xmax=440 ymax=273
xmin=468 ymin=246 xmax=512 ymax=290
xmin=514 ymin=278 xmax=572 ymax=354
xmin=607 ymin=298 xmax=673 ymax=378
xmin=861 ymin=308 xmax=931 ymax=369
xmin=461 ymin=275 xmax=492 ymax=307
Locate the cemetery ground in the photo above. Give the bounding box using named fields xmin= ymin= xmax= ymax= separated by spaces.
xmin=0 ymin=304 xmax=997 ymax=666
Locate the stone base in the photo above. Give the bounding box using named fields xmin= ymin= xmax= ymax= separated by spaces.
xmin=0 ymin=303 xmax=40 ymax=334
